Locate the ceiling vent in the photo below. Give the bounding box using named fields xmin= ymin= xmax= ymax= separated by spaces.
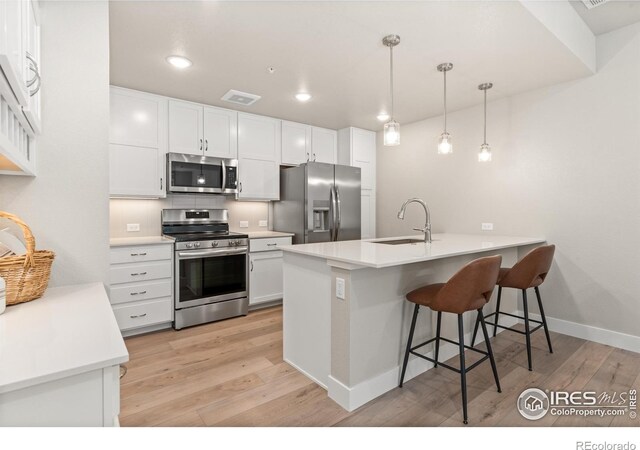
xmin=581 ymin=0 xmax=611 ymax=10
xmin=221 ymin=90 xmax=261 ymax=106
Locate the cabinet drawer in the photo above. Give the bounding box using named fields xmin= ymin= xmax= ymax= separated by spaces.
xmin=249 ymin=237 xmax=292 ymax=253
xmin=110 ymin=279 xmax=172 ymax=305
xmin=110 ymin=245 xmax=172 ymax=264
xmin=110 ymin=260 xmax=172 ymax=285
xmin=112 ymin=297 xmax=172 ymax=331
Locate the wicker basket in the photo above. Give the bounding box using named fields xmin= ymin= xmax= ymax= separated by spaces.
xmin=0 ymin=211 xmax=55 ymax=305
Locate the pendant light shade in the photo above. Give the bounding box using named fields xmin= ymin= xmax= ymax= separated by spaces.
xmin=478 ymin=82 xmax=493 ymax=162
xmin=382 ymin=35 xmax=400 ymax=147
xmin=384 ymin=120 xmax=400 ymax=146
xmin=437 ymin=63 xmax=453 ymax=155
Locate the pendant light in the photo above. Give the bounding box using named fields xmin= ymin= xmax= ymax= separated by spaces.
xmin=382 ymin=35 xmax=401 ymax=146
xmin=437 ymin=63 xmax=453 ymax=154
xmin=478 ymin=82 xmax=493 ymax=162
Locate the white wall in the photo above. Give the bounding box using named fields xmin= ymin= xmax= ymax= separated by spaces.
xmin=0 ymin=1 xmax=110 ymax=287
xmin=377 ymin=23 xmax=640 ymax=338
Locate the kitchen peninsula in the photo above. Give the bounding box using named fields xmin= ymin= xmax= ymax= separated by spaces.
xmin=281 ymin=233 xmax=545 ymax=411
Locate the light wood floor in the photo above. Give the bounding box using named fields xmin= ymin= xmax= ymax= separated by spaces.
xmin=119 ymin=305 xmax=640 ymax=427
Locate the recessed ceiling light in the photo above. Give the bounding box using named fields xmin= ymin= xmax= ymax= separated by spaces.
xmin=166 ymin=55 xmax=192 ymax=69
xmin=295 ymin=93 xmax=312 ymax=102
xmin=377 ymin=113 xmax=390 ymax=121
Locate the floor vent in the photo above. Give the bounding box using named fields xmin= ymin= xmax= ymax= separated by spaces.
xmin=581 ymin=0 xmax=611 ymax=10
xmin=221 ymin=89 xmax=261 ymax=106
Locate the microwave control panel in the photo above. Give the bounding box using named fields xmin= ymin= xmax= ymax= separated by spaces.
xmin=225 ymin=166 xmax=237 ymax=189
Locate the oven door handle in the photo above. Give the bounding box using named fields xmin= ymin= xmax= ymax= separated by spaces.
xmin=177 ymin=248 xmax=248 ymax=259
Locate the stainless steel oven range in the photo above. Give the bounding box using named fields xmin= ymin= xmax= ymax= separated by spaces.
xmin=162 ymin=209 xmax=248 ymax=330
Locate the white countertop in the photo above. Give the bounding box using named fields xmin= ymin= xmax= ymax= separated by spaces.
xmin=110 ymin=236 xmax=175 ymax=247
xmin=0 ymin=283 xmax=129 ymax=394
xmin=246 ymin=231 xmax=295 ymax=239
xmin=281 ymin=233 xmax=546 ymax=269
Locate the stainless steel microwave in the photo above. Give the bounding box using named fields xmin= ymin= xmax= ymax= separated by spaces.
xmin=167 ymin=153 xmax=238 ymax=195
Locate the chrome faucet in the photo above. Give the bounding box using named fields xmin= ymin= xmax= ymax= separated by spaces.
xmin=397 ymin=198 xmax=432 ymax=243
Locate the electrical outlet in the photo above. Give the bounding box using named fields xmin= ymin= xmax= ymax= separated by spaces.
xmin=336 ymin=278 xmax=346 ymax=300
xmin=239 ymin=221 xmax=249 ymax=228
xmin=481 ymin=223 xmax=494 ymax=231
xmin=259 ymin=220 xmax=268 ymax=227
xmin=126 ymin=223 xmax=140 ymax=232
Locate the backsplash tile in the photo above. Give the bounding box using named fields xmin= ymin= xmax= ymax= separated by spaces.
xmin=110 ymin=196 xmax=270 ymax=238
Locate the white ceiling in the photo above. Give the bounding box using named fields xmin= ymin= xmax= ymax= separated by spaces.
xmin=109 ymin=1 xmax=595 ymax=131
xmin=570 ymin=0 xmax=640 ymax=35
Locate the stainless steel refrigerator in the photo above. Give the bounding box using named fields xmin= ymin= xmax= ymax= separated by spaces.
xmin=273 ymin=162 xmax=361 ymax=244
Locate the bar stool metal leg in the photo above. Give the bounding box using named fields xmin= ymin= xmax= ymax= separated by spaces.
xmin=470 ymin=312 xmax=480 ymax=347
xmin=457 ymin=314 xmax=469 ymax=425
xmin=493 ymin=286 xmax=502 ymax=337
xmin=535 ymin=286 xmax=553 ymax=354
xmin=399 ymin=304 xmax=419 ymax=387
xmin=434 ymin=311 xmax=442 ymax=368
xmin=522 ymin=289 xmax=533 ymax=371
xmin=478 ymin=309 xmax=501 ymax=393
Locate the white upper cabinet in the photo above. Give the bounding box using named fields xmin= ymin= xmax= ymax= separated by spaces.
xmin=238 ymin=113 xmax=280 ymax=161
xmin=109 ymin=87 xmax=167 ymax=198
xmin=21 ymin=0 xmax=40 ymax=133
xmin=168 ymin=100 xmax=203 ymax=156
xmin=282 ymin=122 xmax=336 ymax=166
xmin=338 ymin=127 xmax=376 ymax=190
xmin=111 ymin=89 xmax=163 ymax=148
xmin=203 ymin=106 xmax=238 ymax=158
xmin=311 ymin=127 xmax=337 ymax=164
xmin=237 ymin=112 xmax=281 ymax=200
xmin=0 ymin=0 xmax=40 ymax=176
xmin=281 ymin=120 xmax=310 ymax=166
xmin=0 ymin=0 xmax=28 ymax=107
xmin=169 ymin=100 xmax=238 ymax=158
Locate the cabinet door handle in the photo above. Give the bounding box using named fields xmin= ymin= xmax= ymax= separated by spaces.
xmin=306 ymin=152 xmax=310 ymax=162
xmin=267 ymin=243 xmax=278 ymax=247
xmin=250 ymin=261 xmax=254 ymax=271
xmin=313 ymin=153 xmax=317 ymax=162
xmin=130 ymin=313 xmax=147 ymax=319
xmin=160 ymin=177 xmax=163 ymax=190
xmin=239 ymin=182 xmax=243 ymax=193
xmin=130 ymin=252 xmax=147 ymax=256
xmin=130 ymin=291 xmax=147 ymax=296
xmin=200 ymin=139 xmax=203 ymax=151
xmin=130 ymin=272 xmax=147 ymax=276
xmin=205 ymin=139 xmax=208 ymax=151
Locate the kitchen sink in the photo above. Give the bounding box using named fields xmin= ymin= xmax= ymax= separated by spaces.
xmin=372 ymin=238 xmax=426 ymax=245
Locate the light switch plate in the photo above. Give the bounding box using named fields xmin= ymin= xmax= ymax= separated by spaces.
xmin=481 ymin=223 xmax=494 ymax=231
xmin=259 ymin=220 xmax=268 ymax=227
xmin=126 ymin=223 xmax=140 ymax=232
xmin=336 ymin=278 xmax=346 ymax=300
xmin=239 ymin=221 xmax=249 ymax=228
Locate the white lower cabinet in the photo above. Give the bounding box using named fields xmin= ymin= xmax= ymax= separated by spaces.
xmin=249 ymin=236 xmax=292 ymax=306
xmin=109 ymin=242 xmax=173 ymax=335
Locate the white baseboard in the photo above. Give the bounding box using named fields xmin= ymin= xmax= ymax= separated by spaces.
xmin=524 ymin=311 xmax=640 ymax=354
xmin=326 ymin=314 xmax=520 ymax=412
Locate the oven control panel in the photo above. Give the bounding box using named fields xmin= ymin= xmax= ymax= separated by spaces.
xmin=176 ymin=238 xmax=248 ymax=251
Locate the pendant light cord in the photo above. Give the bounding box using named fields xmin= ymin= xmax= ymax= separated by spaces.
xmin=390 ymin=45 xmax=394 ymax=120
xmin=483 ymin=89 xmax=487 ymax=145
xmin=443 ymin=69 xmax=447 ymax=132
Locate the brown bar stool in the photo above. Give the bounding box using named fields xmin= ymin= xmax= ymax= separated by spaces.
xmin=471 ymin=245 xmax=555 ymax=371
xmin=399 ymin=255 xmax=503 ymax=425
